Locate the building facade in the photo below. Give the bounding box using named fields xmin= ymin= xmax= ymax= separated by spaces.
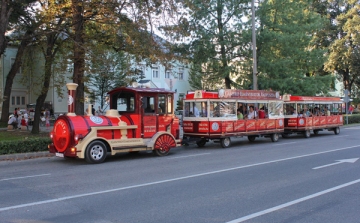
xmin=0 ymin=46 xmax=191 ymax=117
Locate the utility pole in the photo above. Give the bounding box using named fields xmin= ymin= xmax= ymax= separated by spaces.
xmin=252 ymin=0 xmax=258 ymax=90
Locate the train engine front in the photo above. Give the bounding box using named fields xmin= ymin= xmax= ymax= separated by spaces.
xmin=48 ymin=83 xmax=182 ymax=164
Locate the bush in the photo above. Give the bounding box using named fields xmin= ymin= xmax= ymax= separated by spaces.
xmin=0 ymin=138 xmax=51 ymax=155
xmin=343 ymin=114 xmax=360 ymax=124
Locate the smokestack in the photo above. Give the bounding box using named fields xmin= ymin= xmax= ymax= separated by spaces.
xmin=66 ymin=83 xmax=78 ymax=116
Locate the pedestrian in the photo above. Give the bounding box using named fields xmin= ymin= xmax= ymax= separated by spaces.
xmin=92 ymin=105 xmax=95 ymax=116
xmin=349 ymin=105 xmax=354 ymax=114
xmin=45 ymin=108 xmax=50 ymax=129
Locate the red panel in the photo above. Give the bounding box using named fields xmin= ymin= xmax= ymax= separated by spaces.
xmin=266 ymin=119 xmax=276 ymax=129
xmin=246 ymin=120 xmax=256 ymax=131
xmin=298 ymin=118 xmax=306 ymax=127
xmin=327 ymin=116 xmax=333 ymax=124
xmin=209 ymin=121 xmax=221 ymax=133
xmin=306 ymin=117 xmax=313 ymax=126
xmin=183 ymin=121 xmax=194 ymax=132
xmin=276 ymin=119 xmax=284 ymax=129
xmin=198 ymin=121 xmax=209 ymax=133
xmin=158 ymin=116 xmax=172 ymax=132
xmin=257 ymin=119 xmax=267 ymax=130
xmin=234 ymin=120 xmax=246 ymax=132
xmin=287 ymin=118 xmax=297 ymax=127
xmin=222 ymin=121 xmax=234 ymax=132
xmin=320 ymin=116 xmax=326 ymax=125
xmin=313 ymin=117 xmax=320 ymax=126
xmin=143 ymin=116 xmax=157 ymax=138
xmin=97 ymin=130 xmax=113 ymax=140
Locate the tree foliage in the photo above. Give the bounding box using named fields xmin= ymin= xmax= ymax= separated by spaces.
xmin=255 ymin=0 xmax=332 ymax=95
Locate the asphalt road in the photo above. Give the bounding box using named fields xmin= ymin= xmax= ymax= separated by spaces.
xmin=1 ymin=126 xmax=359 ymax=223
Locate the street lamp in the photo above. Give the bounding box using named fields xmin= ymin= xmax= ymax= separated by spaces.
xmin=252 ymin=0 xmax=258 ymax=90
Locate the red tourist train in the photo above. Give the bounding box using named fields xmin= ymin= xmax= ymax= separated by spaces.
xmin=282 ymin=94 xmax=343 ymax=138
xmin=48 ymin=83 xmax=182 ymax=164
xmin=182 ymin=89 xmax=284 ymax=147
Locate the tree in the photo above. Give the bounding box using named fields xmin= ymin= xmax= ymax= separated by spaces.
xmin=322 ymin=0 xmax=360 ymax=96
xmin=255 ymin=0 xmax=333 ymax=95
xmin=87 ymin=48 xmax=134 ymax=109
xmin=0 ymin=0 xmax=36 ymax=57
xmin=161 ymin=0 xmax=250 ymax=89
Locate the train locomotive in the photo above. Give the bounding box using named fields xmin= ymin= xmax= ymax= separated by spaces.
xmin=48 ymin=83 xmax=182 ymax=164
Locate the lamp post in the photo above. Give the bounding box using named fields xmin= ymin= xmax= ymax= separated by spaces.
xmin=252 ymin=0 xmax=258 ymax=90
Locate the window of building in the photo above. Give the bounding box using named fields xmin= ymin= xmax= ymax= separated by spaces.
xmin=152 ymin=67 xmax=159 ymax=78
xmin=165 ymin=71 xmax=171 ymax=79
xmin=11 ymin=96 xmax=15 ymax=105
xmin=178 ymin=67 xmax=184 ymax=80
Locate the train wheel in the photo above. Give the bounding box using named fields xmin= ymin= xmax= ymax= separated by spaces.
xmin=334 ymin=127 xmax=340 ymax=135
xmin=248 ymin=136 xmax=256 ymax=142
xmin=196 ymin=139 xmax=207 ymax=148
xmin=314 ymin=130 xmax=319 ymax=135
xmin=153 ymin=134 xmax=175 ymax=156
xmin=304 ymin=130 xmax=311 ymax=138
xmin=85 ymin=140 xmax=107 ymax=164
xmin=220 ymin=137 xmax=231 ymax=148
xmin=271 ymin=133 xmax=279 ymax=142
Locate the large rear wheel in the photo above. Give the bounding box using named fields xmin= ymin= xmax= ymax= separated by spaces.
xmin=85 ymin=140 xmax=108 ymax=164
xmin=220 ymin=137 xmax=231 ymax=148
xmin=334 ymin=127 xmax=340 ymax=135
xmin=153 ymin=134 xmax=175 ymax=156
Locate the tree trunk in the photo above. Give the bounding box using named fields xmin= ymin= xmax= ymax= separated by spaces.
xmin=0 ymin=30 xmax=31 ymax=123
xmin=0 ymin=0 xmax=12 ymax=56
xmin=72 ymin=0 xmax=85 ymax=115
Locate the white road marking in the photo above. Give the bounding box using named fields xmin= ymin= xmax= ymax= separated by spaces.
xmin=313 ymin=158 xmax=359 ymax=170
xmin=274 ymin=142 xmax=296 ymax=146
xmin=0 ymin=144 xmax=359 ymax=212
xmin=0 ymin=174 xmax=51 ymax=182
xmin=168 ymin=153 xmax=211 ymax=159
xmin=226 ymin=178 xmax=360 ymax=223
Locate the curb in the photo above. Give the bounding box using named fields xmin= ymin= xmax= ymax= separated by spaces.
xmin=0 ymin=151 xmax=54 ymax=162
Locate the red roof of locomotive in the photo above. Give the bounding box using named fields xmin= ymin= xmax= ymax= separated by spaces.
xmin=108 ymin=87 xmax=175 ymax=94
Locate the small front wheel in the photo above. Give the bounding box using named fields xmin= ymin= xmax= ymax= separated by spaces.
xmin=248 ymin=136 xmax=256 ymax=142
xmin=85 ymin=140 xmax=108 ymax=164
xmin=271 ymin=133 xmax=279 ymax=142
xmin=304 ymin=130 xmax=311 ymax=138
xmin=314 ymin=130 xmax=319 ymax=135
xmin=334 ymin=127 xmax=340 ymax=135
xmin=220 ymin=137 xmax=231 ymax=148
xmin=196 ymin=138 xmax=207 ymax=148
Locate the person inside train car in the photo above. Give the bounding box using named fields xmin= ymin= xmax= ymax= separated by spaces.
xmin=302 ymin=106 xmax=310 ymax=117
xmin=193 ymin=105 xmax=200 ymax=117
xmin=289 ymin=106 xmax=297 ymax=115
xmin=324 ymin=106 xmax=331 ymax=116
xmin=313 ymin=107 xmax=320 ymax=116
xmin=258 ymin=107 xmax=266 ymax=119
xmin=247 ymin=105 xmax=257 ymax=119
xmin=237 ymin=108 xmax=244 ymax=120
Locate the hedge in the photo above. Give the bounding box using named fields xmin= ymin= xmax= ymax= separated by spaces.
xmin=343 ymin=114 xmax=360 ymax=124
xmin=0 ymin=138 xmax=51 ymax=155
